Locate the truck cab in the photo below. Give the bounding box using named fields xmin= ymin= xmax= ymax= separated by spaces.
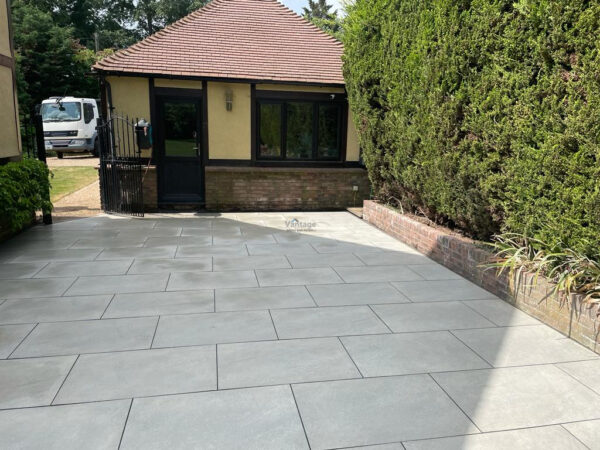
xmin=41 ymin=97 xmax=100 ymax=158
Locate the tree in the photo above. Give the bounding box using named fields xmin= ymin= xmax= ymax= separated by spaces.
xmin=302 ymin=0 xmax=341 ymax=37
xmin=135 ymin=0 xmax=208 ymax=37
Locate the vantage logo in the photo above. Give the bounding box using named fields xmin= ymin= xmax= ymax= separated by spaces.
xmin=285 ymin=218 xmax=317 ymax=232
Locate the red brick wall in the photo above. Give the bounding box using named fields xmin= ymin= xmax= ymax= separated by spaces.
xmin=205 ymin=166 xmax=370 ymax=211
xmin=363 ymin=200 xmax=600 ymax=352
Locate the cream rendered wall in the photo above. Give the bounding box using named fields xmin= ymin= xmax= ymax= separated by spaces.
xmin=106 ymin=76 xmax=150 ymax=120
xmin=207 ymin=81 xmax=251 ymax=160
xmin=0 ymin=0 xmax=11 ymax=56
xmin=0 ymin=0 xmax=20 ymax=159
xmin=346 ymin=109 xmax=360 ymax=162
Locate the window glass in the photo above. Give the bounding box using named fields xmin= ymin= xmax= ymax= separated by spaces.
xmin=41 ymin=102 xmax=82 ymax=122
xmin=286 ymin=102 xmax=313 ymax=159
xmin=258 ymin=103 xmax=282 ymax=157
xmin=318 ymin=104 xmax=341 ymax=159
xmin=84 ymin=104 xmax=94 ymax=124
xmin=163 ymin=101 xmax=198 ymax=157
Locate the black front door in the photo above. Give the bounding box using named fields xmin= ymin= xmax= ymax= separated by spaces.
xmin=157 ymin=95 xmax=204 ymax=204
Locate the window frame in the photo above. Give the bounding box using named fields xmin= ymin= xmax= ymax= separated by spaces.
xmin=254 ymin=89 xmax=347 ymax=164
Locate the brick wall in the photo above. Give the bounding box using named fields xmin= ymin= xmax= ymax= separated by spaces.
xmin=363 ymin=200 xmax=600 ymax=352
xmin=205 ymin=166 xmax=370 ymax=211
xmin=142 ymin=166 xmax=157 ymax=211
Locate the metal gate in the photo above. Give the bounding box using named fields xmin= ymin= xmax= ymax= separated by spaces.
xmin=97 ymin=115 xmax=144 ymax=216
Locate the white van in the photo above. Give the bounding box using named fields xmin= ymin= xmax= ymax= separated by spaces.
xmin=41 ymin=97 xmax=100 ymax=158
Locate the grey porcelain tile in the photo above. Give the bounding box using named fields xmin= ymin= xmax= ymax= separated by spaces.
xmin=247 ymin=243 xmax=317 ymax=256
xmin=127 ymin=257 xmax=211 ymax=274
xmin=452 ymin=325 xmax=598 ymax=367
xmin=403 ymin=426 xmax=587 ymax=450
xmin=0 ymin=356 xmax=76 ymax=408
xmin=65 ymin=274 xmax=170 ymax=295
xmin=167 ymin=270 xmax=257 ymax=290
xmin=407 ymin=264 xmax=462 ymax=280
xmin=144 ymin=236 xmax=212 ymax=247
xmin=11 ymin=248 xmax=101 ymax=263
xmin=12 ymin=317 xmax=157 ymax=357
xmin=256 ymin=267 xmax=343 ymax=287
xmin=97 ymin=246 xmax=177 ymax=260
xmin=153 ymin=310 xmax=276 ymax=347
xmin=557 ymin=359 xmax=600 ymax=395
xmin=0 ymin=262 xmax=47 ymax=279
xmin=293 ymin=375 xmax=475 ymax=449
xmin=307 ymin=283 xmax=408 ymax=306
xmin=120 ymin=386 xmax=308 ymax=450
xmin=339 ymin=445 xmax=405 ymax=450
xmin=216 ymin=286 xmax=315 ymax=311
xmin=0 ymin=277 xmax=75 ymax=299
xmin=0 ymin=400 xmax=130 ymax=450
xmin=218 ymin=337 xmax=360 ymax=389
xmin=433 ymin=365 xmax=600 ymax=431
xmin=34 ymin=260 xmax=133 ymax=278
xmin=357 ymin=251 xmax=432 ymax=266
xmin=212 ymin=234 xmax=277 ymax=245
xmin=562 ymin=419 xmax=600 ymax=450
xmin=55 ymin=346 xmax=216 ymax=403
xmin=463 ymin=299 xmax=541 ymax=326
xmin=0 ymin=295 xmax=112 ymax=324
xmin=311 ymin=241 xmax=383 ymax=254
xmin=271 ymin=306 xmax=389 ymax=339
xmin=103 ymin=290 xmax=214 ymax=318
xmin=175 ymin=244 xmax=248 ymax=258
xmin=213 ymin=255 xmax=290 ymax=271
xmin=156 ymin=219 xmax=211 ymax=229
xmin=117 ymin=226 xmax=182 ymax=237
xmin=392 ymin=279 xmax=496 ymax=302
xmin=286 ymin=253 xmax=365 ymax=268
xmin=0 ymin=323 xmax=35 ymax=358
xmin=341 ymin=331 xmax=490 ymax=377
xmin=335 ymin=265 xmax=423 ymax=283
xmin=371 ymin=302 xmax=495 ymax=332
xmin=70 ymin=237 xmax=147 ymax=249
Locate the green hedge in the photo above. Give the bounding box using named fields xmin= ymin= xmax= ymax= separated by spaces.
xmin=343 ymin=0 xmax=600 ymax=257
xmin=0 ymin=159 xmax=52 ymax=233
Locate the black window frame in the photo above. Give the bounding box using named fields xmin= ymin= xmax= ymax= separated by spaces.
xmin=83 ymin=103 xmax=95 ymax=124
xmin=254 ymin=90 xmax=347 ymax=163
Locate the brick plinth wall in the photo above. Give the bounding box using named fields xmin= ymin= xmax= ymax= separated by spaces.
xmin=363 ymin=200 xmax=600 ymax=352
xmin=142 ymin=166 xmax=157 ymax=211
xmin=205 ymin=166 xmax=370 ymax=211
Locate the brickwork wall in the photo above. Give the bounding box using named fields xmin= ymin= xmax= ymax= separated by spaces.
xmin=363 ymin=200 xmax=600 ymax=352
xmin=205 ymin=166 xmax=370 ymax=211
xmin=142 ymin=166 xmax=157 ymax=211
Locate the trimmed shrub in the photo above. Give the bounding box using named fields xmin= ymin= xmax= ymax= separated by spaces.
xmin=0 ymin=159 xmax=52 ymax=233
xmin=343 ymin=0 xmax=600 ymax=257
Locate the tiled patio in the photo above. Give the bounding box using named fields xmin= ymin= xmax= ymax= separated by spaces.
xmin=0 ymin=212 xmax=599 ymax=449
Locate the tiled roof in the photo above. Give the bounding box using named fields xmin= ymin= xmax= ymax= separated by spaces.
xmin=94 ymin=0 xmax=344 ymax=85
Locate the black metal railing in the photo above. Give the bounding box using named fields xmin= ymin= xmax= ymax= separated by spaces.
xmin=97 ymin=114 xmax=144 ymax=216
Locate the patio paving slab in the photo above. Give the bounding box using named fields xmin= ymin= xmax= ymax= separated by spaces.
xmin=371 ymin=302 xmax=495 ymax=332
xmin=103 ymin=290 xmax=214 ymax=318
xmin=256 ymin=267 xmax=343 ymax=286
xmin=432 ymin=365 xmax=600 ymax=431
xmin=307 ymin=282 xmax=408 ymax=306
xmin=357 ymin=251 xmax=431 ymax=266
xmin=212 ymin=255 xmax=290 ymax=271
xmin=271 ymin=306 xmax=390 ymax=339
xmin=341 ymin=331 xmax=490 ymax=377
xmin=407 ymin=263 xmax=462 ymax=280
xmin=71 ymin=237 xmax=147 ymax=249
xmin=218 ymin=337 xmax=360 ymax=389
xmin=392 ymin=279 xmax=498 ymax=302
xmin=10 ymin=248 xmax=101 ymax=263
xmin=452 ymin=325 xmax=598 ymax=367
xmin=0 ymin=400 xmax=130 ymax=450
xmin=215 ymin=285 xmax=315 ymax=311
xmin=35 ymin=260 xmax=133 ymax=278
xmin=0 ymin=356 xmax=76 ymax=408
xmin=335 ymin=265 xmax=423 ymax=283
xmin=12 ymin=317 xmax=157 ymax=358
xmin=66 ymin=274 xmax=170 ymax=296
xmin=97 ymin=246 xmax=177 ymax=260
xmin=403 ymin=425 xmax=587 ymax=450
xmin=152 ymin=310 xmax=276 ymax=347
xmin=0 ymin=323 xmax=35 ymax=358
xmin=120 ymin=386 xmax=308 ymax=450
xmin=557 ymin=359 xmax=600 ymax=395
xmin=461 ymin=299 xmax=541 ymax=326
xmin=127 ymin=257 xmax=211 ymax=274
xmin=562 ymin=419 xmax=600 ymax=450
xmin=0 ymin=277 xmax=75 ymax=299
xmin=175 ymin=244 xmax=248 ymax=257
xmin=0 ymin=262 xmax=47 ymax=279
xmin=292 ymin=375 xmax=477 ymax=450
xmin=0 ymin=295 xmax=112 ymax=324
xmin=143 ymin=236 xmax=213 ymax=247
xmin=55 ymin=346 xmax=216 ymax=404
xmin=167 ymin=270 xmax=258 ymax=290
xmin=287 ymin=252 xmax=365 ymax=268
xmin=247 ymin=242 xmax=317 ymax=255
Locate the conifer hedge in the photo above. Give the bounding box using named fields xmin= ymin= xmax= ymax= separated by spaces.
xmin=343 ymin=0 xmax=600 ymax=257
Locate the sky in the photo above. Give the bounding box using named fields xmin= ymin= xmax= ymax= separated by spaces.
xmin=280 ymin=0 xmax=345 ymax=15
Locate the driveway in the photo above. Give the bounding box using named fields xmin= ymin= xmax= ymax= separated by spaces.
xmin=0 ymin=212 xmax=598 ymax=449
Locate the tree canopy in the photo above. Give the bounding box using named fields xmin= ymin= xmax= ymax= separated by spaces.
xmin=302 ymin=0 xmax=342 ymax=38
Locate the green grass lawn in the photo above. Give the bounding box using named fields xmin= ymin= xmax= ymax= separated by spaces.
xmin=50 ymin=167 xmax=98 ymax=203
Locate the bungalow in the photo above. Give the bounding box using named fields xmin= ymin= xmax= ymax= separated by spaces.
xmin=93 ymin=0 xmax=369 ymax=211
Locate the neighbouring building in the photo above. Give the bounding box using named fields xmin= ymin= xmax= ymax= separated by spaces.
xmin=0 ymin=0 xmax=21 ymax=163
xmin=93 ymin=0 xmax=369 ymax=211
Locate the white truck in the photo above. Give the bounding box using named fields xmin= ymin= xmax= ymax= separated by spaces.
xmin=41 ymin=97 xmax=100 ymax=158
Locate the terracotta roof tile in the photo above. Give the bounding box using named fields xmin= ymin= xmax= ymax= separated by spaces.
xmin=94 ymin=0 xmax=344 ymax=85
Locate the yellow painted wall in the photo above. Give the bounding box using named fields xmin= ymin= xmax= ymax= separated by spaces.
xmin=155 ymin=79 xmax=202 ymax=89
xmin=0 ymin=66 xmax=20 ymax=158
xmin=346 ymin=109 xmax=360 ymax=162
xmin=0 ymin=0 xmax=11 ymax=57
xmin=106 ymin=76 xmax=150 ymax=120
xmin=207 ymin=81 xmax=251 ymax=160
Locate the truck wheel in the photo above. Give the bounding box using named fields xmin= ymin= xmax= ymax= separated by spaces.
xmin=57 ymin=152 xmax=64 ymax=159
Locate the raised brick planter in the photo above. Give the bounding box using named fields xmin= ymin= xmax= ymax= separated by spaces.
xmin=363 ymin=200 xmax=600 ymax=352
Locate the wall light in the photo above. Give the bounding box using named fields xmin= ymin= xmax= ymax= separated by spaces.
xmin=225 ymin=89 xmax=233 ymax=111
